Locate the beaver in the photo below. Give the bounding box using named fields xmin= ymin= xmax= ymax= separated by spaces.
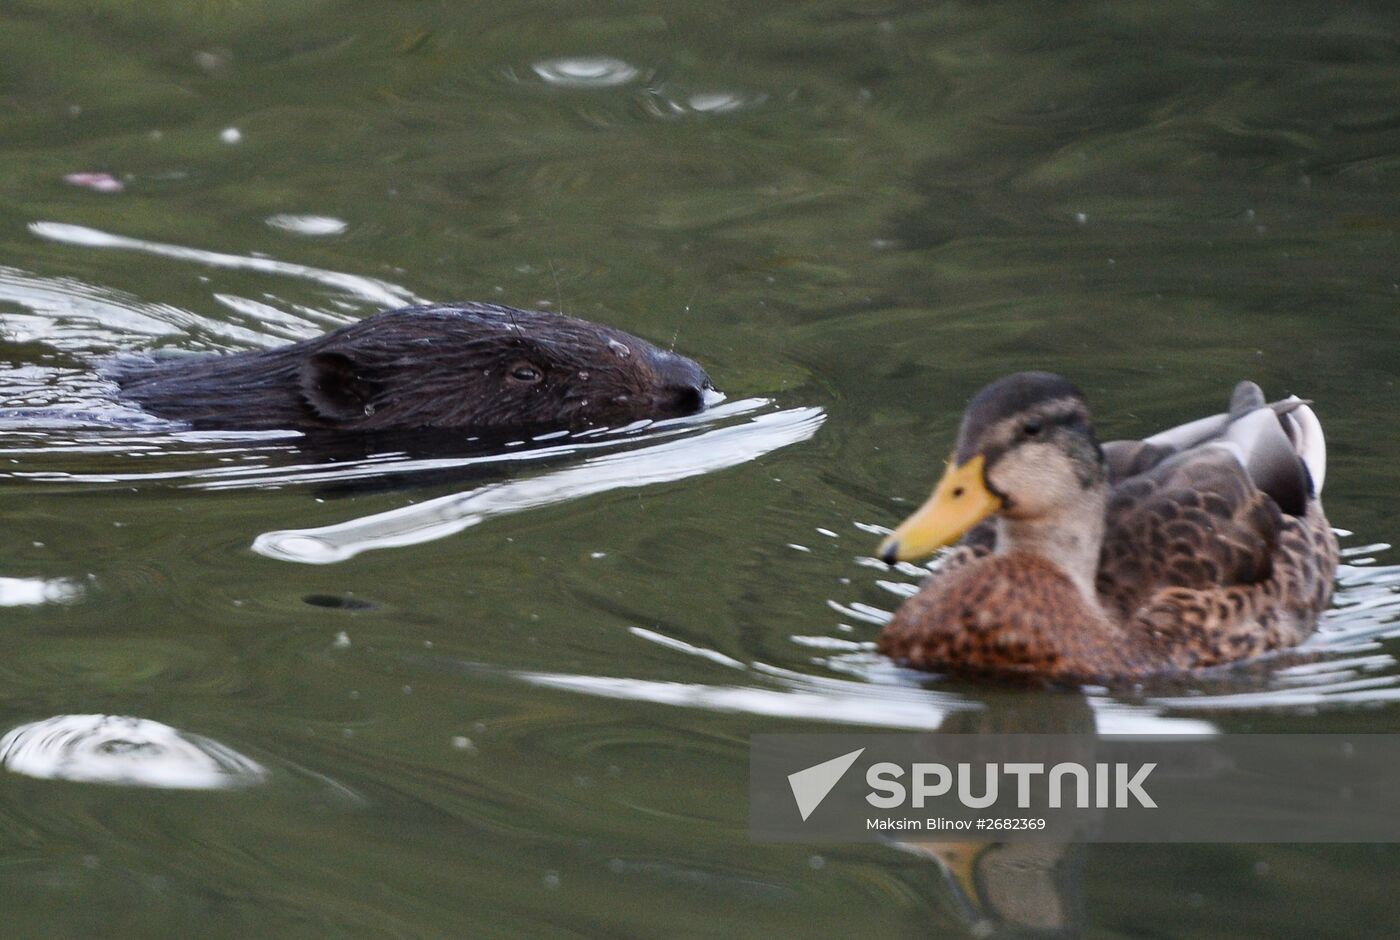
xmin=109 ymin=303 xmax=715 ymax=434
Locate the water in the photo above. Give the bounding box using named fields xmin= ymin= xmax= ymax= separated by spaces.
xmin=2 ymin=2 xmax=1400 ymax=936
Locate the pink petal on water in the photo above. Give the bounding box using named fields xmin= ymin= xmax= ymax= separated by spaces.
xmin=63 ymin=172 xmax=125 ymax=193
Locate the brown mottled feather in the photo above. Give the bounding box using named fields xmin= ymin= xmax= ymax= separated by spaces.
xmin=881 ymin=553 xmax=1132 ymax=681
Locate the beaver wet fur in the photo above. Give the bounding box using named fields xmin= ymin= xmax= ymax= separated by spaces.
xmin=110 ymin=303 xmax=715 ymax=433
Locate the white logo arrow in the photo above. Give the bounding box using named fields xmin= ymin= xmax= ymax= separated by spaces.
xmin=787 ymin=748 xmax=865 ymax=821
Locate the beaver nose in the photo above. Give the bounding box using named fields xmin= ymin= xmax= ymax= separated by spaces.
xmin=653 ymin=352 xmax=714 ymax=415
xmin=666 ymin=382 xmax=707 ymax=414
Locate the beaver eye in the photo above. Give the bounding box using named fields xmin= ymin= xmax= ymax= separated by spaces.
xmin=1022 ymin=417 xmax=1043 ymax=437
xmin=507 ymin=362 xmax=543 ymax=386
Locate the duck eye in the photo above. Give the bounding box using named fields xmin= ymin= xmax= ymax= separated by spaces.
xmin=507 ymin=362 xmax=543 ymax=385
xmin=1022 ymin=418 xmax=1043 ymax=436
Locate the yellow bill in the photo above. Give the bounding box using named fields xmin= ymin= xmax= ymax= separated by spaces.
xmin=907 ymin=841 xmax=993 ymax=918
xmin=878 ymin=454 xmax=1001 ymax=563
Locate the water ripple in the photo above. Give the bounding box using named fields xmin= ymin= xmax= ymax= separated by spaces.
xmin=0 ymin=265 xmax=208 ymax=352
xmin=498 ymin=536 xmax=1400 ymax=734
xmin=253 ymin=402 xmax=826 ymax=563
xmin=0 ymin=576 xmax=81 ymax=606
xmin=0 ymin=715 xmax=266 ymax=789
xmin=528 ymin=57 xmax=641 ymax=88
xmin=637 ymin=88 xmax=766 ymax=120
xmin=29 ymin=222 xmax=423 ymax=310
xmin=264 ymin=214 xmax=349 ymax=237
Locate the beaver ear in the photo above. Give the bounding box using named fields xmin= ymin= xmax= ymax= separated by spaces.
xmin=299 ymin=351 xmax=380 ymax=421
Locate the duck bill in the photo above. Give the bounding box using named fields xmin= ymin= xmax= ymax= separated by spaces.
xmin=878 ymin=454 xmax=1001 ymax=564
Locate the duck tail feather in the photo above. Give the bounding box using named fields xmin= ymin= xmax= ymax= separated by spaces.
xmin=1228 ymin=380 xmax=1266 ymax=419
xmin=1283 ymin=397 xmax=1326 ymax=496
xmin=1221 ymin=407 xmax=1311 ymax=515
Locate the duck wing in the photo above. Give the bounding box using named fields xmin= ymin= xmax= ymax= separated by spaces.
xmin=1095 ymin=381 xmax=1328 ymax=619
xmin=1101 ymin=382 xmax=1325 ymax=515
xmin=1098 ymin=445 xmax=1284 ymax=614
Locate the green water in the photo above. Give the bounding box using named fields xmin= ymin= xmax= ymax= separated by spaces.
xmin=2 ymin=1 xmax=1400 ymax=936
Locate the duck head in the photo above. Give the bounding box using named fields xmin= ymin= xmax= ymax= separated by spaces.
xmin=878 ymin=372 xmax=1108 ymax=568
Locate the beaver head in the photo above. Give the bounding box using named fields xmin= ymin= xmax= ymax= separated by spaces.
xmin=113 ymin=303 xmax=717 ymax=434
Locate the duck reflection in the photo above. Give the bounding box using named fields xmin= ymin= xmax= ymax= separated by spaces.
xmin=892 ymin=690 xmax=1097 ymax=938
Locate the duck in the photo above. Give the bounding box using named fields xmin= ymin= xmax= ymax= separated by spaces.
xmin=876 ymin=372 xmax=1338 ymax=684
